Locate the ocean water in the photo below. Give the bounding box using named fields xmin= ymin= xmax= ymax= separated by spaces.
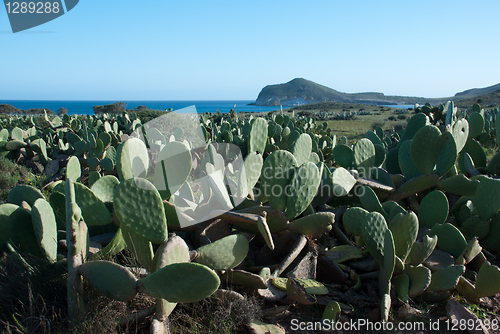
xmin=0 ymin=100 xmax=284 ymax=115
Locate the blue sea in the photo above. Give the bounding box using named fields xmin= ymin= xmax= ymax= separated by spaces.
xmin=0 ymin=100 xmax=284 ymax=115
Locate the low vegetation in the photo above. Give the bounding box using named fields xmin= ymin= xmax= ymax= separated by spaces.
xmin=0 ymin=100 xmax=500 ymax=334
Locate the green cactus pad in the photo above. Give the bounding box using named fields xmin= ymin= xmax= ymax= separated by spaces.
xmin=408 ymin=235 xmax=437 ymax=266
xmin=288 ymin=212 xmax=334 ymax=238
xmin=114 ymin=178 xmax=168 ymax=244
xmin=359 ymin=186 xmax=387 ymax=218
xmin=248 ymin=118 xmax=268 ymax=154
xmin=7 ymin=185 xmax=45 ymax=207
xmin=321 ymin=300 xmax=341 ymax=323
xmin=31 ymin=199 xmax=57 ymax=263
xmin=438 ymin=174 xmax=479 ymax=196
xmin=237 ymin=152 xmax=263 ymax=198
xmin=116 ymin=138 xmax=149 ymax=180
xmin=261 ymin=150 xmax=297 ymax=211
xmin=272 ymin=277 xmax=328 ymax=295
xmin=220 ymin=269 xmax=267 ymax=289
xmin=286 ymin=162 xmax=321 ymax=220
xmin=326 ymin=245 xmax=366 ymax=263
xmin=388 ymin=211 xmax=418 ymax=262
xmin=452 ymin=119 xmax=469 ymax=153
xmin=362 ymin=212 xmax=388 ymax=266
xmin=364 ymin=130 xmax=383 ymax=147
xmin=194 ymin=234 xmax=249 ymax=270
xmin=5 ymin=140 xmax=27 ymax=151
xmin=342 ymin=207 xmax=369 ymax=236
xmin=153 ymin=141 xmax=192 ymax=198
xmin=332 ymin=144 xmax=354 ymax=169
xmin=330 ymin=167 xmax=357 ymax=197
xmin=398 ymin=140 xmax=422 ymax=180
xmin=389 ymin=205 xmax=407 ymax=222
xmin=426 ymin=265 xmax=465 ymax=292
xmin=73 ymin=182 xmax=112 ymax=226
xmin=353 ymin=138 xmax=375 ymax=177
xmin=49 ymin=191 xmax=66 ymax=230
xmin=399 ymin=113 xmax=429 ymax=144
xmin=79 ymin=260 xmax=137 ymax=301
xmin=90 ymin=175 xmax=120 ymax=203
xmin=475 ymin=176 xmax=500 ymax=221
xmin=374 ymin=144 xmax=387 ymax=167
xmin=381 ymin=229 xmax=395 ymax=281
xmin=394 ymin=274 xmax=410 ymax=302
xmin=410 ymin=125 xmax=442 ymax=175
xmin=138 ymin=262 xmax=220 ymax=303
xmin=480 ymin=212 xmax=500 ymax=251
xmin=66 ymin=156 xmax=81 ymax=182
xmin=152 ymin=234 xmax=190 ymax=273
xmin=404 ymin=265 xmax=431 ymax=297
xmin=393 ymin=174 xmax=440 ymax=202
xmin=418 ymin=190 xmax=449 ymax=229
xmin=468 ymin=112 xmax=484 ymax=139
xmin=290 ymin=133 xmax=312 ymax=166
xmin=459 ymin=139 xmax=486 ymax=172
xmin=455 ymin=237 xmax=482 ymax=266
xmin=99 ymin=157 xmax=114 ymax=171
xmin=475 ymin=263 xmax=500 ymax=298
xmin=435 ymin=131 xmax=457 ymax=176
xmin=386 ymin=147 xmax=402 ymax=174
xmin=0 ymin=204 xmax=42 ymax=256
xmin=460 ymin=216 xmax=490 ymax=240
xmin=430 ymin=223 xmax=467 ymax=258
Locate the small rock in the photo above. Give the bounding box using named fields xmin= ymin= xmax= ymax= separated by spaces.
xmin=447 ymin=299 xmax=489 ymax=334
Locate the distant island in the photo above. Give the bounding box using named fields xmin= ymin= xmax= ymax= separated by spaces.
xmin=252 ymin=78 xmax=500 ymax=107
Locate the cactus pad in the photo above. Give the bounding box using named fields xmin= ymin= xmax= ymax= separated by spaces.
xmin=90 ymin=175 xmax=120 ymax=203
xmin=438 ymin=174 xmax=479 ymax=196
xmin=138 ymin=262 xmax=220 ymax=303
xmin=475 ymin=263 xmax=500 ymax=298
xmin=194 ymin=234 xmax=249 ymax=270
xmin=388 ymin=211 xmax=418 ymax=262
xmin=342 ymin=207 xmax=369 ymax=236
xmin=248 ymin=118 xmax=268 ymax=154
xmin=353 ymin=138 xmax=375 ymax=177
xmin=452 ymin=118 xmax=469 ymax=153
xmin=31 ymin=199 xmax=57 ymax=263
xmin=79 ymin=260 xmax=137 ymax=301
xmin=426 ymin=265 xmax=465 ymax=292
xmin=430 ymin=223 xmax=467 ymax=258
xmin=418 ymin=190 xmax=449 ymax=229
xmin=332 ymin=144 xmax=354 ymax=169
xmin=286 ymin=162 xmax=321 ymax=220
xmin=362 ymin=212 xmax=388 ymax=266
xmin=153 ymin=141 xmax=192 ymax=199
xmin=0 ymin=204 xmax=41 ymax=256
xmin=326 ymin=245 xmax=365 ymax=263
xmin=398 ymin=140 xmax=422 ymax=180
xmin=480 ymin=212 xmax=500 ymax=251
xmin=74 ymin=182 xmax=112 ymax=226
xmin=394 ymin=274 xmax=410 ymax=302
xmin=404 ymin=265 xmax=431 ymax=297
xmin=114 ymin=178 xmax=168 ymax=244
xmin=359 ymin=186 xmax=387 ymax=218
xmin=7 ymin=185 xmax=45 ymax=207
xmin=408 ymin=235 xmax=437 ymax=266
xmin=410 ymin=125 xmax=442 ymax=175
xmin=290 ymin=133 xmax=312 ymax=166
xmin=272 ymin=277 xmax=328 ymax=295
xmin=117 ymin=137 xmax=149 ymax=180
xmin=288 ymin=212 xmax=334 ymax=238
xmin=237 ymin=152 xmax=263 ymax=198
xmin=475 ymin=176 xmax=500 ymax=221
xmin=330 ymin=167 xmax=356 ymax=197
xmin=261 ymin=150 xmax=297 ymax=211
xmin=66 ymin=156 xmax=81 ymax=182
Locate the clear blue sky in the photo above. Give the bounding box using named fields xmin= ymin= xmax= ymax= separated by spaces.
xmin=1 ymin=1 xmax=499 ymax=100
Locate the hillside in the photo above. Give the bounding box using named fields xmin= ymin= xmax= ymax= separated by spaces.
xmin=455 ymin=88 xmax=500 ymax=108
xmin=253 ymin=78 xmax=500 ymax=107
xmin=454 ymin=82 xmax=500 ymax=99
